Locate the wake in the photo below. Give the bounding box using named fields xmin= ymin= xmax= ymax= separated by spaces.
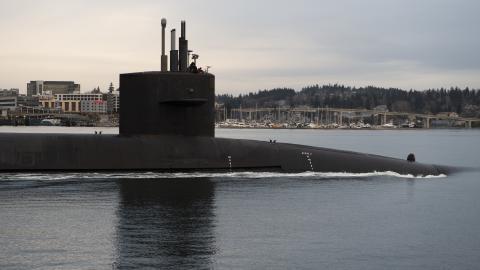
xmin=0 ymin=171 xmax=447 ymax=181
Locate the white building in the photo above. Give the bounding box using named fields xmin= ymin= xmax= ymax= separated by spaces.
xmin=0 ymin=96 xmax=17 ymax=111
xmin=39 ymin=93 xmax=114 ymax=113
xmin=80 ymin=100 xmax=107 ymax=113
xmin=56 ymin=93 xmax=105 ymax=113
xmin=55 ymin=93 xmax=103 ymax=102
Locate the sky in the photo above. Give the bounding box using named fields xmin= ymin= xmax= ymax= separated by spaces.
xmin=0 ymin=0 xmax=479 ymax=95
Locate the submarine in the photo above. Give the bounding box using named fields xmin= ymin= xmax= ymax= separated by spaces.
xmin=0 ymin=19 xmax=452 ymax=176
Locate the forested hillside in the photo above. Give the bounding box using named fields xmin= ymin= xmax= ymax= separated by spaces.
xmin=217 ymin=85 xmax=480 ymax=117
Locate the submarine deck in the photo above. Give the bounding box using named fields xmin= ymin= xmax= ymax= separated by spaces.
xmin=0 ymin=133 xmax=448 ymax=175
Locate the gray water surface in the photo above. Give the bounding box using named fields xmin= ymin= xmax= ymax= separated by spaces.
xmin=0 ymin=128 xmax=479 ymax=269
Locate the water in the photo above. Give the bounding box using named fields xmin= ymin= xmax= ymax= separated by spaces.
xmin=0 ymin=127 xmax=479 ymax=269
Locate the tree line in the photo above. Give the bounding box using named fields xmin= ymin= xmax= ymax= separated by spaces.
xmin=217 ymin=84 xmax=480 ymax=117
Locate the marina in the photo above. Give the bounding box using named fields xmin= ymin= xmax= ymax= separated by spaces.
xmin=215 ymin=107 xmax=480 ymax=129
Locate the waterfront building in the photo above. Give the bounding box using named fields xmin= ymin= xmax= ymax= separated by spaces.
xmin=0 ymin=88 xmax=19 ymax=96
xmin=0 ymin=96 xmax=18 ymax=111
xmin=0 ymin=95 xmax=40 ymax=115
xmin=39 ymin=94 xmax=78 ymax=112
xmin=17 ymin=96 xmax=39 ymax=107
xmin=106 ymin=93 xmax=120 ymax=114
xmin=37 ymin=89 xmax=115 ymax=114
xmin=56 ymin=100 xmax=81 ymax=113
xmin=38 ymin=93 xmax=56 ymax=109
xmin=39 ymin=99 xmax=57 ymax=109
xmin=0 ymin=89 xmax=39 ymax=116
xmin=39 ymin=93 xmax=106 ymax=113
xmin=56 ymin=93 xmax=104 ymax=113
xmin=55 ymin=93 xmax=103 ymax=102
xmin=27 ymin=81 xmax=80 ymax=96
xmin=80 ymin=100 xmax=107 ymax=113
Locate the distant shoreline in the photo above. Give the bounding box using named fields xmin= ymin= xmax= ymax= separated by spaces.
xmin=214 ymin=127 xmax=472 ymax=130
xmin=0 ymin=125 xmax=474 ymax=130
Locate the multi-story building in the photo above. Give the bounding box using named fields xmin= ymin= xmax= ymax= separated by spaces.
xmin=0 ymin=90 xmax=37 ymax=114
xmin=39 ymin=100 xmax=56 ymax=109
xmin=17 ymin=96 xmax=39 ymax=107
xmin=0 ymin=96 xmax=18 ymax=111
xmin=80 ymin=100 xmax=107 ymax=113
xmin=55 ymin=93 xmax=103 ymax=102
xmin=46 ymin=93 xmax=106 ymax=113
xmin=0 ymin=95 xmax=39 ymax=115
xmin=57 ymin=100 xmax=81 ymax=113
xmin=27 ymin=81 xmax=80 ymax=96
xmin=38 ymin=91 xmax=116 ymax=114
xmin=57 ymin=93 xmax=105 ymax=113
xmin=27 ymin=81 xmax=43 ymax=96
xmin=106 ymin=93 xmax=120 ymax=114
xmin=0 ymin=88 xmax=19 ymax=96
xmin=38 ymin=94 xmax=56 ymax=109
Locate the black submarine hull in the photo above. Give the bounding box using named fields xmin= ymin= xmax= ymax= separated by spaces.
xmin=1 ymin=21 xmax=454 ymax=176
xmin=0 ymin=133 xmax=449 ymax=175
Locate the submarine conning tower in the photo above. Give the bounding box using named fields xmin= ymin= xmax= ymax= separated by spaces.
xmin=120 ymin=20 xmax=215 ymax=137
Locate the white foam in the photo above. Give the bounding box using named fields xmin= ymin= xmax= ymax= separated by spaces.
xmin=0 ymin=171 xmax=447 ymax=181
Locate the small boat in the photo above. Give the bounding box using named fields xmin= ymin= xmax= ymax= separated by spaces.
xmin=40 ymin=118 xmax=61 ymax=126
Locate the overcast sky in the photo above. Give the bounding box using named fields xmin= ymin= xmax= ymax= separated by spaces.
xmin=1 ymin=0 xmax=479 ymax=94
